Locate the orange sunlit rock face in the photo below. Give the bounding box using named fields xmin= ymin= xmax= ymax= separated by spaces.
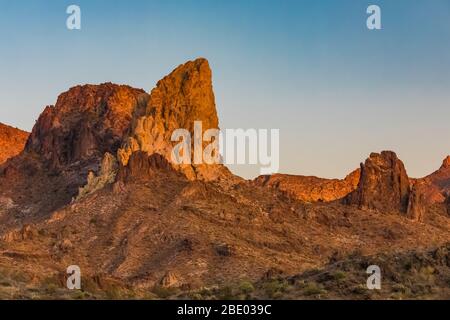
xmin=253 ymin=169 xmax=360 ymax=203
xmin=0 ymin=123 xmax=29 ymax=164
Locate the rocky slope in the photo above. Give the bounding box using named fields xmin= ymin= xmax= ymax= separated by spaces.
xmin=0 ymin=84 xmax=148 ymax=227
xmin=0 ymin=123 xmax=29 ymax=164
xmin=0 ymin=58 xmax=449 ymax=299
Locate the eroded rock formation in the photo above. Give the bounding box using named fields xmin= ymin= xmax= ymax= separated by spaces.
xmin=117 ymin=152 xmax=175 ymax=182
xmin=76 ymin=152 xmax=118 ymax=200
xmin=407 ymin=182 xmax=426 ymax=221
xmin=25 ymin=83 xmax=148 ymax=169
xmin=346 ymin=151 xmax=410 ymax=213
xmin=118 ymin=58 xmax=230 ymax=181
xmin=254 ymin=169 xmax=360 ymax=203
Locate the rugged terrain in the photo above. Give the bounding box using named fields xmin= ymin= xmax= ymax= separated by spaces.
xmin=0 ymin=58 xmax=449 ymax=300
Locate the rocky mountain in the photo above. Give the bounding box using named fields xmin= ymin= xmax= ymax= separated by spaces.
xmin=0 ymin=84 xmax=148 ymax=226
xmin=0 ymin=123 xmax=29 ymax=164
xmin=26 ymin=83 xmax=148 ymax=170
xmin=0 ymin=58 xmax=449 ymax=299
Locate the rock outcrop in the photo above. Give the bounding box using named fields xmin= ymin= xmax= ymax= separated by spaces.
xmin=25 ymin=83 xmax=148 ymax=169
xmin=446 ymin=194 xmax=450 ymax=216
xmin=0 ymin=123 xmax=29 ymax=164
xmin=76 ymin=152 xmax=118 ymax=200
xmin=407 ymin=182 xmax=426 ymax=221
xmin=160 ymin=271 xmax=180 ymax=288
xmin=118 ymin=58 xmax=230 ymax=181
xmin=117 ymin=151 xmax=176 ymax=182
xmin=413 ymin=156 xmax=450 ymax=205
xmin=254 ymin=169 xmax=360 ymax=203
xmin=346 ymin=151 xmax=410 ymax=213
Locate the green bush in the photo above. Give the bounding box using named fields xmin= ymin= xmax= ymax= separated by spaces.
xmin=217 ymin=286 xmax=235 ymax=300
xmin=263 ymin=279 xmax=289 ymax=298
xmin=151 ymin=286 xmax=179 ymax=299
xmin=332 ymin=271 xmax=347 ymax=281
xmin=303 ymin=282 xmax=326 ymax=296
xmin=239 ymin=281 xmax=255 ymax=294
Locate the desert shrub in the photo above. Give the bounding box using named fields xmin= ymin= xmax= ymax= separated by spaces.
xmin=417 ymin=266 xmax=436 ymax=283
xmin=332 ymin=271 xmax=347 ymax=281
xmin=391 ymin=283 xmax=409 ymax=294
xmin=420 ymin=266 xmax=435 ymax=276
xmin=263 ymin=279 xmax=289 ymax=298
xmin=303 ymin=282 xmax=326 ymax=296
xmin=151 ymin=286 xmax=179 ymax=299
xmin=217 ymin=286 xmax=235 ymax=300
xmin=189 ymin=293 xmax=203 ymax=300
xmin=40 ymin=276 xmax=62 ymax=295
xmin=351 ymin=284 xmax=367 ymax=295
xmin=8 ymin=269 xmax=31 ymax=283
xmin=72 ymin=290 xmax=91 ymax=300
xmin=239 ymin=281 xmax=255 ymax=294
xmin=104 ymin=286 xmax=123 ymax=300
xmin=44 ymin=283 xmax=58 ymax=295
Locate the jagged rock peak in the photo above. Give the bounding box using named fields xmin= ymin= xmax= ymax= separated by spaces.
xmin=346 ymin=151 xmax=410 ymax=213
xmin=440 ymin=156 xmax=450 ymax=169
xmin=25 ymin=83 xmax=148 ymax=169
xmin=118 ymin=58 xmax=229 ymax=181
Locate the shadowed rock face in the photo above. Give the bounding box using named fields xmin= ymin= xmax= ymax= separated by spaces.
xmin=0 ymin=123 xmax=29 ymax=164
xmin=117 ymin=151 xmax=176 ymax=183
xmin=25 ymin=83 xmax=148 ymax=169
xmin=446 ymin=194 xmax=450 ymax=215
xmin=346 ymin=151 xmax=410 ymax=213
xmin=407 ymin=182 xmax=427 ymax=221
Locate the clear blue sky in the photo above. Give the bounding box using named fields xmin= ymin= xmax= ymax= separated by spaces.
xmin=0 ymin=0 xmax=449 ymax=179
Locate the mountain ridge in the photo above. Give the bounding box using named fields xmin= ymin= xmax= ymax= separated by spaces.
xmin=0 ymin=58 xmax=449 ymax=298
